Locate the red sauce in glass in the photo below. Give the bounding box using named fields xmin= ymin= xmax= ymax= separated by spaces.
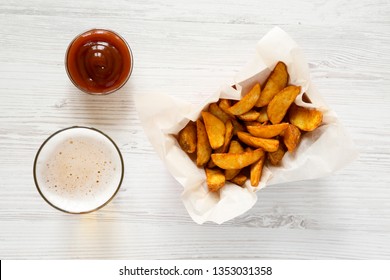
xmin=66 ymin=29 xmax=132 ymax=94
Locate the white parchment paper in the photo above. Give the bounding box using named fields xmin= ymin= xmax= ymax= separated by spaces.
xmin=135 ymin=27 xmax=358 ymax=224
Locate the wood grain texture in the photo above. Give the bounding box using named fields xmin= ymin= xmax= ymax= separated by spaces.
xmin=1 ymin=0 xmax=390 ymax=259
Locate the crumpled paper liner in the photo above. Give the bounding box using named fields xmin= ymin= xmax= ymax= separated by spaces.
xmin=135 ymin=27 xmax=358 ymax=224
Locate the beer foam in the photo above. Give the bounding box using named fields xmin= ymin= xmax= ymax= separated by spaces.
xmin=34 ymin=127 xmax=123 ymax=213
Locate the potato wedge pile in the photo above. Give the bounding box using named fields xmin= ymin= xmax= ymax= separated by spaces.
xmin=177 ymin=61 xmax=323 ymax=192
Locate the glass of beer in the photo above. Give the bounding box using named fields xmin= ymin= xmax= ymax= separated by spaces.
xmin=33 ymin=126 xmax=124 ymax=213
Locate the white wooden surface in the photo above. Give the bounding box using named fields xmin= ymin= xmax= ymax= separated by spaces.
xmin=1 ymin=0 xmax=390 ymax=259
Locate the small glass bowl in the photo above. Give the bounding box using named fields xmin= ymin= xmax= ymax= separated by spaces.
xmin=65 ymin=29 xmax=133 ymax=95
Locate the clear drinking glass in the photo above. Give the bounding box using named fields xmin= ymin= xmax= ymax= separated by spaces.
xmin=33 ymin=126 xmax=124 ymax=213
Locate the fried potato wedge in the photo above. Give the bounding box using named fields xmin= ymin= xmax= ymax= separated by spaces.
xmin=225 ymin=168 xmax=241 ymax=180
xmin=244 ymin=121 xmax=262 ymax=127
xmin=268 ymin=144 xmax=286 ymax=165
xmin=219 ymin=98 xmax=231 ymax=107
xmin=212 ymin=148 xmax=264 ymax=170
xmin=208 ymin=103 xmax=230 ymax=123
xmin=205 ymin=168 xmax=225 ymax=192
xmin=219 ymin=99 xmax=234 ymax=117
xmin=228 ymin=84 xmax=261 ymax=115
xmin=178 ymin=121 xmax=197 ymax=153
xmin=288 ymin=103 xmax=323 ymax=131
xmin=283 ymin=124 xmax=301 ymax=152
xmin=230 ymin=174 xmax=247 ymax=187
xmin=267 ymin=85 xmax=301 ymax=124
xmin=250 ymin=156 xmax=265 ymax=187
xmin=238 ymin=110 xmax=260 ymax=121
xmin=256 ymin=61 xmax=289 ymax=107
xmin=257 ymin=107 xmax=269 ymax=123
xmin=215 ymin=120 xmax=234 ymax=153
xmin=247 ymin=123 xmax=288 ymax=139
xmin=219 ymin=99 xmax=247 ymax=136
xmin=228 ymin=140 xmax=244 ymax=153
xmin=196 ymin=119 xmax=212 ymax=167
xmin=209 ymin=103 xmax=244 ymax=135
xmin=230 ymin=119 xmax=245 ymax=135
xmin=201 ymin=111 xmax=225 ymax=149
xmin=237 ymin=132 xmax=279 ymax=152
xmin=225 ymin=140 xmax=245 ymax=180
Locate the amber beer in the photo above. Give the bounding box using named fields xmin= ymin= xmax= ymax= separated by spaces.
xmin=33 ymin=127 xmax=124 ymax=213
